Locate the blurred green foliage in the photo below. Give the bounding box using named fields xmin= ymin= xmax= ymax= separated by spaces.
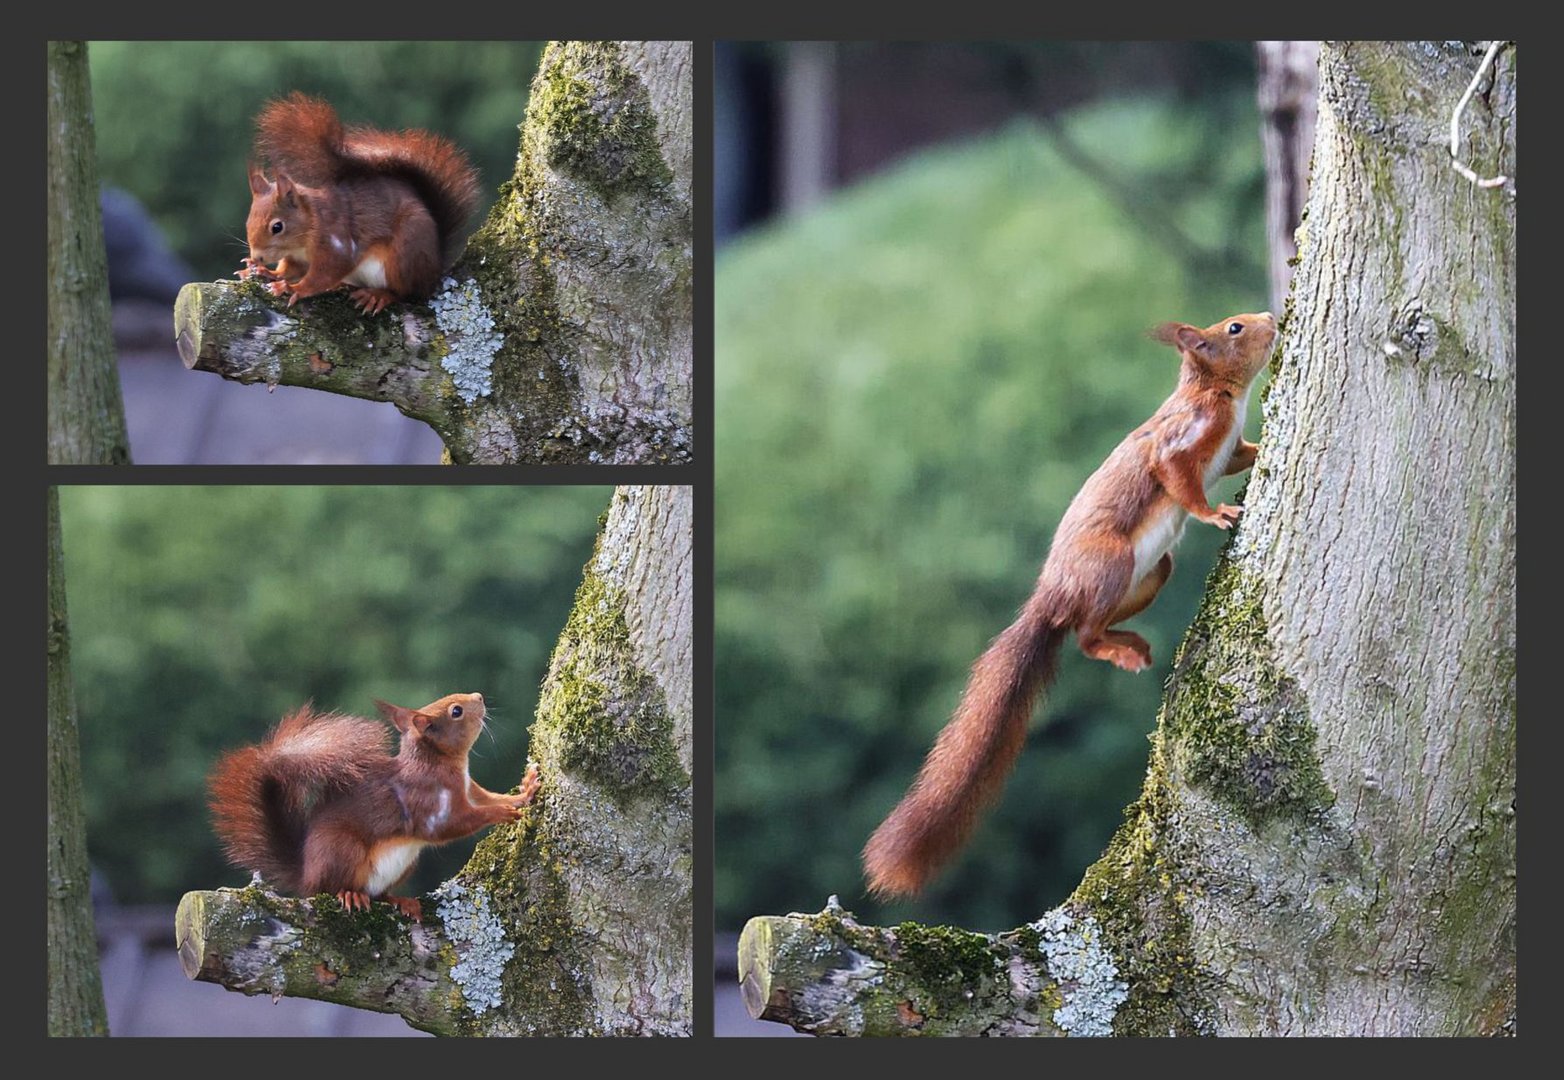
xmin=88 ymin=41 xmax=544 ymax=281
xmin=58 ymin=485 xmax=609 ymax=904
xmin=716 ymin=94 xmax=1268 ymax=932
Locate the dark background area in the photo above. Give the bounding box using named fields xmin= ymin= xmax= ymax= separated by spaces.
xmin=714 ymin=42 xmax=1269 ymax=956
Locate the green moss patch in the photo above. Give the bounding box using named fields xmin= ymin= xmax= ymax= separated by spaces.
xmin=534 ymin=565 xmax=687 ymax=804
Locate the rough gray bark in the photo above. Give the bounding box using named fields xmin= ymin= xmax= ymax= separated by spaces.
xmin=47 ymin=40 xmax=131 ymax=465
xmin=177 ymin=486 xmax=693 ymax=1035
xmin=1257 ymin=41 xmax=1320 ymax=314
xmin=178 ymin=41 xmax=692 ymax=464
xmin=740 ymin=40 xmax=1514 ymax=1037
xmin=48 ymin=490 xmax=111 ymax=1036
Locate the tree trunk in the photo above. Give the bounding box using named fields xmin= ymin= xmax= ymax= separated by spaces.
xmin=177 ymin=485 xmax=693 ymax=1035
xmin=177 ymin=41 xmax=692 ymax=465
xmin=47 ymin=41 xmax=131 ymax=465
xmin=739 ymin=40 xmax=1515 ymax=1037
xmin=1256 ymin=41 xmax=1319 ymax=315
xmin=48 ymin=490 xmax=111 ymax=1036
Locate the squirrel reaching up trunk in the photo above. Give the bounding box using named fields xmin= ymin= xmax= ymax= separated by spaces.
xmin=209 ymin=692 xmax=539 ymax=921
xmin=237 ymin=93 xmax=481 ymax=314
xmin=862 ymin=312 xmax=1278 ymax=898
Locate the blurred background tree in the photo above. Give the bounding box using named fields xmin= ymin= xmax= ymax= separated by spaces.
xmin=716 ymin=42 xmax=1269 ymax=934
xmin=89 ymin=41 xmax=544 ymax=284
xmin=58 ymin=485 xmax=609 ymax=906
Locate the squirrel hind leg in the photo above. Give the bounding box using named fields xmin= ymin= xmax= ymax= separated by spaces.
xmin=1109 ymin=552 xmax=1173 ymax=624
xmin=1075 ymin=550 xmax=1171 ymax=671
xmin=1079 ymin=629 xmax=1153 ymax=672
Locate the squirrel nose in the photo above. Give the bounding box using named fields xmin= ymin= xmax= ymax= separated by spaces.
xmin=472 ymin=692 xmax=484 ymax=703
xmin=1259 ymin=311 xmax=1275 ymax=323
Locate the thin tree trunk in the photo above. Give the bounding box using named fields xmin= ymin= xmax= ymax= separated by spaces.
xmin=47 ymin=41 xmax=131 ymax=465
xmin=740 ymin=40 xmax=1515 ymax=1037
xmin=48 ymin=490 xmax=111 ymax=1036
xmin=176 ymin=485 xmax=692 ymax=1036
xmin=1256 ymin=41 xmax=1319 ymax=314
xmin=177 ymin=41 xmax=692 ymax=465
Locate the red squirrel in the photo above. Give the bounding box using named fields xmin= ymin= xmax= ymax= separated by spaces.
xmin=208 ymin=692 xmax=539 ymax=920
xmin=862 ymin=311 xmax=1279 ymax=897
xmin=237 ymin=93 xmax=480 ymax=315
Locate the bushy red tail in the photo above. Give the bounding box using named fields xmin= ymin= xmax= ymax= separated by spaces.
xmin=254 ymin=93 xmax=481 ymax=268
xmin=863 ymin=602 xmax=1062 ymax=897
xmin=208 ymin=706 xmax=387 ymax=894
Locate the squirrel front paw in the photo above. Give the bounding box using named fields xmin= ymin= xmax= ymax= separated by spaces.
xmin=1204 ymin=504 xmax=1242 ymax=529
xmin=238 ymin=257 xmax=280 ymax=282
xmin=515 ymin=763 xmax=542 ymax=808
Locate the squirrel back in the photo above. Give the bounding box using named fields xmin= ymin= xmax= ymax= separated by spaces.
xmin=208 ymin=705 xmax=389 ymax=896
xmin=253 ymin=93 xmax=481 ymax=270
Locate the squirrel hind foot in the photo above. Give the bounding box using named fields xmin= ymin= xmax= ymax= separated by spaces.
xmin=385 ymin=895 xmax=423 ymax=921
xmin=348 ymin=286 xmax=397 ymax=315
xmin=335 ymin=889 xmax=374 ymax=913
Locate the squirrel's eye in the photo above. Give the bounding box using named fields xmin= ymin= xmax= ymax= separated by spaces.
xmin=1228 ymin=322 xmax=1243 ymax=335
xmin=450 ymin=704 xmax=464 ymax=718
xmin=271 ymin=220 xmax=284 ymax=236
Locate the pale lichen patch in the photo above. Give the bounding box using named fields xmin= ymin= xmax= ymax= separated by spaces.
xmin=1032 ymin=909 xmax=1128 ymax=1037
xmin=433 ymin=879 xmax=514 ymax=1015
xmin=431 ymin=277 xmax=502 ymax=404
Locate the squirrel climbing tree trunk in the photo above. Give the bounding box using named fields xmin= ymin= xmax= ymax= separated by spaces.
xmin=176 ymin=41 xmax=692 ymax=465
xmin=740 ymin=40 xmax=1514 ymax=1037
xmin=47 ymin=41 xmax=131 ymax=465
xmin=176 ymin=486 xmax=692 ymax=1036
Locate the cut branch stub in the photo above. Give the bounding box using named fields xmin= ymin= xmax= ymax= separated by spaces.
xmin=737 ymin=902 xmax=1132 ymax=1037
xmin=175 ymin=280 xmax=457 ymax=426
xmin=175 ymin=886 xmax=463 ymax=1036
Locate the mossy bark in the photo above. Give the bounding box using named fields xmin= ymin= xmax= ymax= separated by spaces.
xmin=178 ymin=40 xmax=691 ymax=464
xmin=741 ymin=41 xmax=1514 ymax=1037
xmin=177 ymin=485 xmax=692 ymax=1035
xmin=47 ymin=40 xmax=130 ymax=465
xmin=48 ymin=490 xmax=111 ymax=1036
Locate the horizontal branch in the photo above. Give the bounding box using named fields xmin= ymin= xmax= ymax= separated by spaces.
xmin=737 ymin=900 xmax=1131 ymax=1037
xmin=175 ymin=280 xmax=472 ymax=432
xmin=176 ymin=884 xmax=524 ymax=1036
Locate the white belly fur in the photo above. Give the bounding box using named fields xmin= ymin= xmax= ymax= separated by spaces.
xmin=1134 ymin=390 xmax=1249 ymax=585
xmin=366 ymin=838 xmax=426 ymax=895
xmin=346 ymin=256 xmax=387 ymax=289
xmin=1132 ymin=504 xmax=1186 ymax=585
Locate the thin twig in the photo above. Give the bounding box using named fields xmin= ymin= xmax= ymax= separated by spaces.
xmin=1450 ymin=41 xmax=1510 ymax=189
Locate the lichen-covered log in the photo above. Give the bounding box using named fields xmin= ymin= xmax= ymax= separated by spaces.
xmin=743 ymin=41 xmax=1514 ymax=1037
xmin=178 ymin=40 xmax=691 ymax=464
xmin=177 ymin=485 xmax=692 ymax=1035
xmin=48 ymin=40 xmax=130 ymax=465
xmin=741 ymin=901 xmax=1136 ymax=1037
xmin=175 ymin=886 xmax=491 ymax=1036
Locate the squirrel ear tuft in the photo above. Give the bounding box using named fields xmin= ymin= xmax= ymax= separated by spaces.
xmin=248 ymin=161 xmax=271 ymax=196
xmin=374 ymin=698 xmax=412 ymax=733
xmin=1150 ymin=322 xmax=1207 ymax=353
